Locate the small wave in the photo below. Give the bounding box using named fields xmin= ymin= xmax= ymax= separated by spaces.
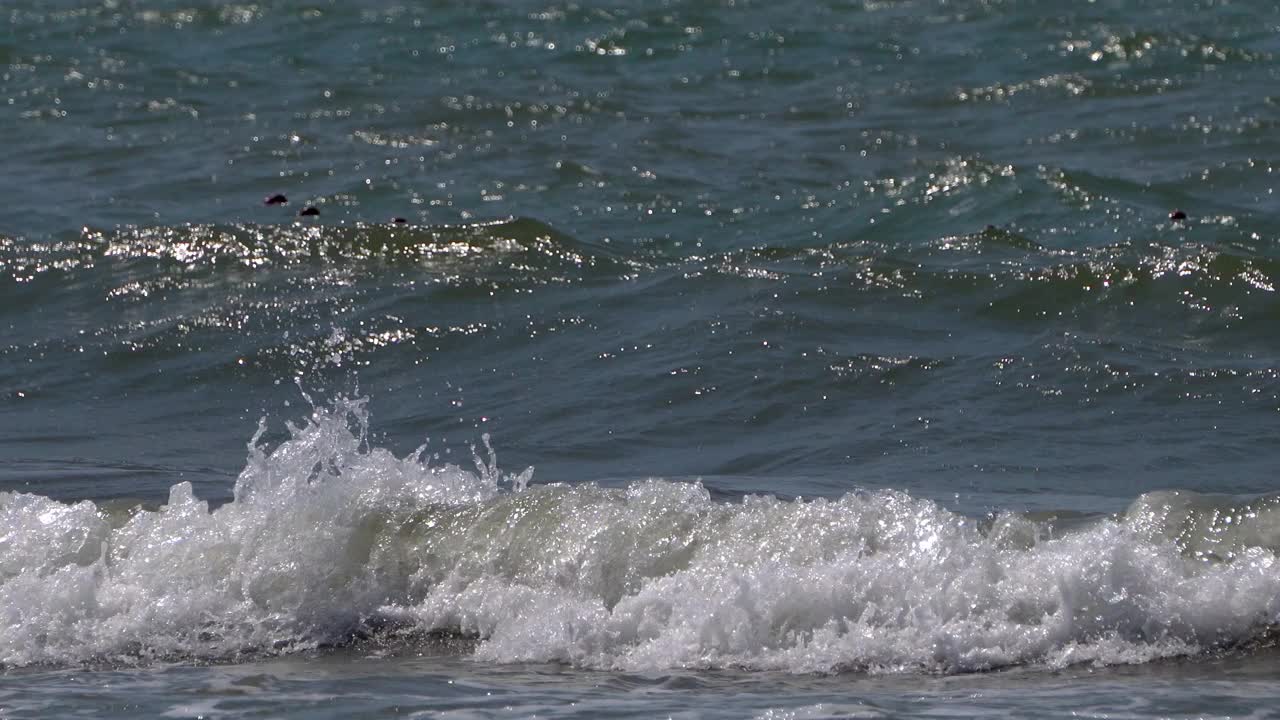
xmin=1 ymin=395 xmax=1278 ymax=673
xmin=693 ymin=232 xmax=1280 ymax=342
xmin=0 ymin=218 xmax=638 ymax=284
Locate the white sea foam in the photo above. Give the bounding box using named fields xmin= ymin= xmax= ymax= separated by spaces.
xmin=1 ymin=396 xmax=1278 ymax=672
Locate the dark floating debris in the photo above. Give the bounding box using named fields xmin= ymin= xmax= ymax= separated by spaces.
xmin=264 ymin=193 xmax=288 ymax=206
xmin=1169 ymin=209 xmax=1187 ymax=221
xmin=298 ymin=206 xmax=320 ymax=217
xmin=392 ymin=217 xmax=408 ymax=224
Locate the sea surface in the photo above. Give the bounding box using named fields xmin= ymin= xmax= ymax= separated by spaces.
xmin=4 ymin=0 xmax=1280 ymax=717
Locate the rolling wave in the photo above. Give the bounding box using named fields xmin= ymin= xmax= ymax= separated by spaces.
xmin=3 ymin=395 xmax=1277 ymax=673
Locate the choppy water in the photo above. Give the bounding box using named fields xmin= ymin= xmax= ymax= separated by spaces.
xmin=4 ymin=0 xmax=1280 ymax=717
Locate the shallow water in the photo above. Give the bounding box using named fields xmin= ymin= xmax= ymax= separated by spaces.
xmin=10 ymin=650 xmax=1280 ymax=719
xmin=3 ymin=0 xmax=1280 ymax=716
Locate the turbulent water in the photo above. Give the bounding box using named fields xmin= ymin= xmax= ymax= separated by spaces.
xmin=4 ymin=0 xmax=1280 ymax=717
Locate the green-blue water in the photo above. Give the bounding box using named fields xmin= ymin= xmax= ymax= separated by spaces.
xmin=3 ymin=1 xmax=1280 ymax=717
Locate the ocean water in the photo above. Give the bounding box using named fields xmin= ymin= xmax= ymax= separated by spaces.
xmin=4 ymin=0 xmax=1280 ymax=716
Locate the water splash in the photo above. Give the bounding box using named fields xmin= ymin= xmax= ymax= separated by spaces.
xmin=0 ymin=395 xmax=530 ymax=667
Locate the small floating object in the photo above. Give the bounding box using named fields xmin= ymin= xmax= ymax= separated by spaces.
xmin=1169 ymin=209 xmax=1187 ymax=221
xmin=392 ymin=217 xmax=408 ymax=224
xmin=264 ymin=193 xmax=288 ymax=206
xmin=298 ymin=206 xmax=320 ymax=217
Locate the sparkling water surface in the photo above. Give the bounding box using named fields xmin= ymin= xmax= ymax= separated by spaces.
xmin=4 ymin=0 xmax=1280 ymax=716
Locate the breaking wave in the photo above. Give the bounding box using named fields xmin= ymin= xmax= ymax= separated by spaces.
xmin=2 ymin=396 xmax=1278 ymax=673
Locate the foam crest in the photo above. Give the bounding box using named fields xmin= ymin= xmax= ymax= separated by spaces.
xmin=391 ymin=488 xmax=1280 ymax=673
xmin=0 ymin=396 xmax=528 ymax=667
xmin=2 ymin=397 xmax=1278 ymax=674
